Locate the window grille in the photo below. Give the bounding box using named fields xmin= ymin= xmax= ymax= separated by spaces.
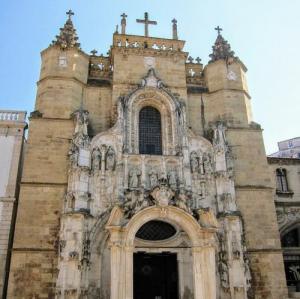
xmin=139 ymin=106 xmax=162 ymax=155
xmin=136 ymin=220 xmax=176 ymax=241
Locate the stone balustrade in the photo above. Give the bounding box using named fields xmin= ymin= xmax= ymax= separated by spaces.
xmin=113 ymin=33 xmax=185 ymax=51
xmin=0 ymin=110 xmax=26 ymax=122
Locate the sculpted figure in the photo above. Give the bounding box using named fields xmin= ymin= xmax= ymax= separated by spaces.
xmin=92 ymin=148 xmax=101 ymax=171
xmin=129 ymin=168 xmax=141 ymax=189
xmin=167 ymin=169 xmax=177 ymax=189
xmin=190 ymin=152 xmax=199 ymax=173
xmin=203 ymin=152 xmax=213 ymax=175
xmin=105 ymin=147 xmax=116 ymax=170
xmin=148 ymin=169 xmax=158 ymax=189
xmin=213 ymin=122 xmax=227 ymax=153
xmin=176 ymin=188 xmax=189 ymax=212
xmin=69 ymin=145 xmax=79 ymax=168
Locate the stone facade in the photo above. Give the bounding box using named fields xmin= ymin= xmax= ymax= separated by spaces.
xmin=0 ymin=110 xmax=27 ymax=298
xmin=7 ymin=11 xmax=288 ymax=299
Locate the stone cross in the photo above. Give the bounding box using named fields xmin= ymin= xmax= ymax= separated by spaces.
xmin=188 ymin=56 xmax=194 ymax=63
xmin=66 ymin=9 xmax=74 ymax=20
xmin=90 ymin=49 xmax=97 ymax=56
xmin=172 ymin=18 xmax=178 ymax=40
xmin=121 ymin=13 xmax=127 ymax=34
xmin=195 ymin=57 xmax=202 ymax=64
xmin=215 ymin=26 xmax=223 ymax=35
xmin=136 ymin=12 xmax=157 ymax=37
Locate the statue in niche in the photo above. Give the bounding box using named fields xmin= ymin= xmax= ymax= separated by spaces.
xmin=190 ymin=152 xmax=199 ymax=173
xmin=148 ymin=169 xmax=158 ymax=189
xmin=129 ymin=168 xmax=141 ymax=189
xmin=167 ymin=169 xmax=178 ymax=190
xmin=222 ymin=193 xmax=236 ymax=213
xmin=65 ymin=192 xmax=75 ymax=211
xmin=200 ymin=181 xmax=206 ymax=198
xmin=203 ymin=152 xmax=213 ymax=175
xmin=175 ymin=187 xmax=189 ymax=212
xmin=219 ymin=260 xmax=230 ymax=289
xmin=198 ymin=154 xmax=205 ymax=175
xmin=92 ymin=148 xmax=101 ymax=171
xmin=225 ymin=149 xmax=235 ymax=177
xmin=74 ymin=110 xmax=89 ymax=136
xmin=213 ymin=122 xmax=227 ymax=153
xmin=244 ymin=254 xmax=252 ymax=289
xmin=105 ymin=147 xmax=116 ymax=171
xmin=68 ymin=145 xmax=79 ymax=168
xmin=123 ymin=190 xmax=150 ymax=218
xmin=231 ymin=234 xmax=241 ymax=259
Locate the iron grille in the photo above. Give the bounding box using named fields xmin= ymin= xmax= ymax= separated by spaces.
xmin=139 ymin=107 xmax=162 ymax=155
xmin=136 ymin=220 xmax=176 ymax=241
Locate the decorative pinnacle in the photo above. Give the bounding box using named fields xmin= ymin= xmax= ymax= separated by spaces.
xmin=52 ymin=10 xmax=80 ymax=49
xmin=209 ymin=27 xmax=236 ymax=63
xmin=121 ymin=13 xmax=127 ymax=34
xmin=172 ymin=18 xmax=178 ymax=40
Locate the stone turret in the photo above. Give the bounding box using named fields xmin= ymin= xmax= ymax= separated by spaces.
xmin=35 ymin=10 xmax=89 ymax=119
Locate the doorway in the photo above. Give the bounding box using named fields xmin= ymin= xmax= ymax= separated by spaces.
xmin=133 ymin=252 xmax=179 ymax=299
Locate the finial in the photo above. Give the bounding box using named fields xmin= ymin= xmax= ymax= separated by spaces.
xmin=214 ymin=26 xmax=223 ymax=36
xmin=90 ymin=49 xmax=98 ymax=56
xmin=195 ymin=57 xmax=202 ymax=64
xmin=121 ymin=13 xmax=128 ymax=34
xmin=66 ymin=9 xmax=74 ymax=20
xmin=188 ymin=56 xmax=194 ymax=63
xmin=136 ymin=12 xmax=157 ymax=37
xmin=172 ymin=18 xmax=178 ymax=40
xmin=209 ymin=28 xmax=236 ymax=63
xmin=115 ymin=25 xmax=119 ymax=34
xmin=52 ymin=10 xmax=80 ymax=49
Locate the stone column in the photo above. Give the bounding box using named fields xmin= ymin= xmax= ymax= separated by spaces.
xmin=124 ymin=246 xmax=134 ymax=299
xmin=192 ymin=246 xmax=216 ymax=299
xmin=110 ymin=240 xmax=122 ymax=299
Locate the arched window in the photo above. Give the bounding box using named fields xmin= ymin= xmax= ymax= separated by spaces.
xmin=276 ymin=168 xmax=288 ymax=192
xmin=139 ymin=106 xmax=162 ymax=155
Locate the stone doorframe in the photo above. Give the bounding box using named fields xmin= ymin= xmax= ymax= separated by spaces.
xmin=106 ymin=206 xmax=217 ymax=299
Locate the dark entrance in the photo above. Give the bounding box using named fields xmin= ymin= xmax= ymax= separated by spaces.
xmin=134 ymin=252 xmax=179 ymax=299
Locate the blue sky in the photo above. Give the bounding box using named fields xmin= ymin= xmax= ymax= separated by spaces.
xmin=0 ymin=0 xmax=299 ymax=154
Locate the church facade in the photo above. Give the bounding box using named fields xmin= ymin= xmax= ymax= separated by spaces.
xmin=7 ymin=11 xmax=288 ymax=299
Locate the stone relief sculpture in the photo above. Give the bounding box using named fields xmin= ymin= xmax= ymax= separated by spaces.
xmin=175 ymin=187 xmax=190 ymax=212
xmin=151 ymin=178 xmax=174 ymax=206
xmin=213 ymin=122 xmax=227 ymax=153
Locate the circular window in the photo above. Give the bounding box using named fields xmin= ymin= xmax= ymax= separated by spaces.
xmin=136 ymin=220 xmax=177 ymax=241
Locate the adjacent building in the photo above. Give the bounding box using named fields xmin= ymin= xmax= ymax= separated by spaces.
xmin=0 ymin=110 xmax=27 ymax=298
xmin=270 ymin=137 xmax=300 ymax=159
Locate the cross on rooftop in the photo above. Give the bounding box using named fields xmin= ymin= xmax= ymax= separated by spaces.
xmin=215 ymin=26 xmax=223 ymax=35
xmin=195 ymin=57 xmax=202 ymax=64
xmin=90 ymin=49 xmax=98 ymax=56
xmin=136 ymin=12 xmax=157 ymax=37
xmin=66 ymin=9 xmax=74 ymax=20
xmin=121 ymin=13 xmax=128 ymax=19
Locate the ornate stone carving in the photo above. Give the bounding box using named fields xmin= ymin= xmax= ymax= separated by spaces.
xmin=174 ymin=187 xmax=190 ymax=212
xmin=213 ymin=122 xmax=227 ymax=153
xmin=151 ymin=178 xmax=174 ymax=207
xmin=141 ymin=68 xmax=163 ymax=88
xmin=203 ymin=152 xmax=213 ymax=175
xmin=197 ymin=208 xmax=218 ymax=228
xmin=276 ymin=207 xmax=300 ymax=229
